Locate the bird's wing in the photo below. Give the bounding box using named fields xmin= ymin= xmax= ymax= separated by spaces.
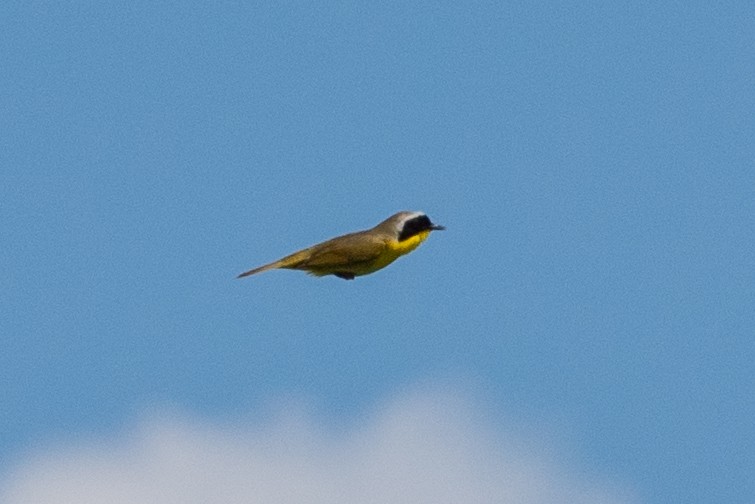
xmin=300 ymin=233 xmax=387 ymax=269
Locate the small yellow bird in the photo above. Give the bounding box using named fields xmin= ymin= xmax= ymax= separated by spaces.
xmin=237 ymin=211 xmax=444 ymax=280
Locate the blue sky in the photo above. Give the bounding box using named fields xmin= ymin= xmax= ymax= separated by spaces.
xmin=1 ymin=2 xmax=753 ymax=503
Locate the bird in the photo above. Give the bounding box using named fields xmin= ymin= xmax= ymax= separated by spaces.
xmin=237 ymin=211 xmax=444 ymax=280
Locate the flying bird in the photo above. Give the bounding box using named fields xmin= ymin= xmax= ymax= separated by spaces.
xmin=237 ymin=211 xmax=444 ymax=280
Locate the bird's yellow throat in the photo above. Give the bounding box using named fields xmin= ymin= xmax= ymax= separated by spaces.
xmin=383 ymin=229 xmax=431 ymax=261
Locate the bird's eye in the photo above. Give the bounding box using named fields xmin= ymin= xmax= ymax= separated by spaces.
xmin=398 ymin=215 xmax=432 ymax=241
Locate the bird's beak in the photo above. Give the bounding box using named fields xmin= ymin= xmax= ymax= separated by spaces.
xmin=430 ymin=224 xmax=445 ymax=231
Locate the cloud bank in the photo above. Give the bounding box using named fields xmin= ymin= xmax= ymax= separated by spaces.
xmin=0 ymin=390 xmax=636 ymax=504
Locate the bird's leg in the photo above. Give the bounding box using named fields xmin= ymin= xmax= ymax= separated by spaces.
xmin=334 ymin=272 xmax=355 ymax=280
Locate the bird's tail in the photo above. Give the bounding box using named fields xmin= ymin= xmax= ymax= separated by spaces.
xmin=236 ymin=262 xmax=280 ymax=278
xmin=236 ymin=248 xmax=312 ymax=279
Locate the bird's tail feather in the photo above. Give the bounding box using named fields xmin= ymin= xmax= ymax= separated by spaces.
xmin=236 ymin=262 xmax=280 ymax=278
xmin=236 ymin=248 xmax=312 ymax=279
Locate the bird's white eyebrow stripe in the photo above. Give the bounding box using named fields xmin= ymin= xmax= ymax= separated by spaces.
xmin=396 ymin=212 xmax=425 ymax=226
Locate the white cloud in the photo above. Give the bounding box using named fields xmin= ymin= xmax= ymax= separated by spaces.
xmin=0 ymin=389 xmax=637 ymax=504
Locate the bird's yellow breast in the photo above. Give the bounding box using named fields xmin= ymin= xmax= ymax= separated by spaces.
xmin=372 ymin=230 xmax=431 ymax=270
